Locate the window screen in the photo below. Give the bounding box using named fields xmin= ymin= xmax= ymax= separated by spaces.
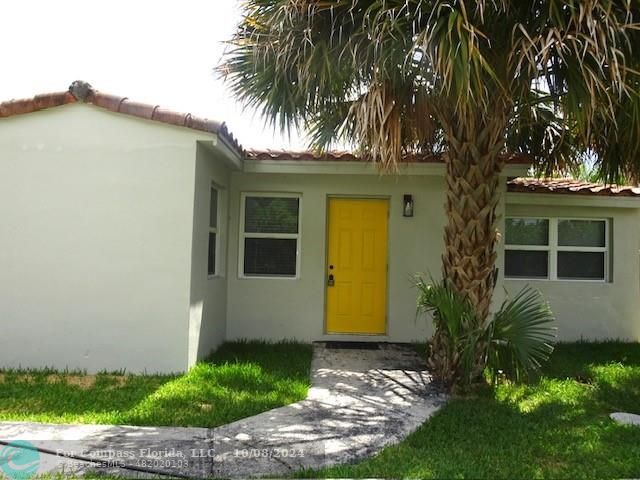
xmin=208 ymin=187 xmax=219 ymax=276
xmin=557 ymin=251 xmax=605 ymax=280
xmin=505 ymin=217 xmax=608 ymax=281
xmin=557 ymin=220 xmax=607 ymax=280
xmin=505 ymin=250 xmax=549 ymax=279
xmin=505 ymin=218 xmax=549 ymax=245
xmin=241 ymin=195 xmax=300 ymax=277
xmin=244 ymin=197 xmax=299 ymax=234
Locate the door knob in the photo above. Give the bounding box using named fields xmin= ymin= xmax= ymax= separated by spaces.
xmin=327 ymin=274 xmax=335 ymax=287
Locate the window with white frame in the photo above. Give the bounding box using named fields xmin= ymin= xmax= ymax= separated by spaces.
xmin=240 ymin=193 xmax=300 ymax=277
xmin=208 ymin=186 xmax=219 ymax=276
xmin=505 ymin=217 xmax=609 ymax=281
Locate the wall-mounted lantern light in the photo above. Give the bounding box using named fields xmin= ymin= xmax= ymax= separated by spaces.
xmin=403 ymin=194 xmax=414 ymax=217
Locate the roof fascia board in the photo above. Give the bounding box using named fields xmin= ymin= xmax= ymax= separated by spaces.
xmin=243 ymin=159 xmax=529 ymax=176
xmin=212 ymin=135 xmax=243 ymax=170
xmin=506 ymin=192 xmax=640 ymax=208
xmin=199 ymin=138 xmax=243 ymax=171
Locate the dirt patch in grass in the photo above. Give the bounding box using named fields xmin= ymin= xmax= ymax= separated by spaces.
xmin=46 ymin=374 xmax=95 ymax=389
xmin=103 ymin=375 xmax=129 ymax=389
xmin=0 ymin=341 xmax=312 ymax=428
xmin=42 ymin=374 xmax=130 ymax=390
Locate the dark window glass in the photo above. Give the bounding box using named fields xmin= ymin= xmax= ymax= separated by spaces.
xmin=208 ymin=232 xmax=216 ymax=276
xmin=557 ymin=251 xmax=605 ymax=280
xmin=210 ymin=188 xmax=218 ymax=228
xmin=505 ymin=250 xmax=549 ymax=278
xmin=244 ymin=238 xmax=297 ymax=276
xmin=558 ymin=220 xmax=605 ymax=247
xmin=245 ymin=197 xmax=299 ymax=234
xmin=505 ymin=218 xmax=549 ymax=246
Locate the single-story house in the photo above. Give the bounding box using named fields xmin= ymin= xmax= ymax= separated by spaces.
xmin=1 ymin=81 xmax=639 ymax=373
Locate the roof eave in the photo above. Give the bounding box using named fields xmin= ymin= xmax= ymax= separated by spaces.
xmin=243 ymin=158 xmax=529 ymax=176
xmin=506 ymin=191 xmax=640 ymax=208
xmin=0 ymin=81 xmax=245 ymax=159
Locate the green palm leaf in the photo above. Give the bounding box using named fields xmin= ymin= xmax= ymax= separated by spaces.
xmin=223 ymin=0 xmax=637 ymax=387
xmin=487 ymin=286 xmax=557 ymax=382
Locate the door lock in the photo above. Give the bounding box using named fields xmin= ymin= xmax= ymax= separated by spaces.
xmin=327 ymin=274 xmax=335 ymax=287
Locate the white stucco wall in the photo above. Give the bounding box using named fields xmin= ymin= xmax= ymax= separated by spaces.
xmin=504 ymin=202 xmax=640 ymax=341
xmin=4 ymin=101 xmax=636 ymax=374
xmin=188 ymin=143 xmax=230 ymax=365
xmin=225 ymin=169 xmax=640 ymax=344
xmin=225 ymin=170 xmax=455 ymax=343
xmin=0 ymin=104 xmax=212 ymax=373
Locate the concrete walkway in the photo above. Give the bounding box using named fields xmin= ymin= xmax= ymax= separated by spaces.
xmin=0 ymin=343 xmax=446 ymax=478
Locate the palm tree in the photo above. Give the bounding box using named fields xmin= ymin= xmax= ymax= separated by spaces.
xmin=222 ymin=0 xmax=640 ymax=385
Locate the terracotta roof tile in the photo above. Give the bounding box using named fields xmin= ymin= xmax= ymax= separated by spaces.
xmin=247 ymin=149 xmax=532 ymax=164
xmin=247 ymin=150 xmax=361 ymax=162
xmin=0 ymin=91 xmax=76 ymax=116
xmin=507 ymin=177 xmax=640 ymax=197
xmin=0 ymin=81 xmax=242 ymax=154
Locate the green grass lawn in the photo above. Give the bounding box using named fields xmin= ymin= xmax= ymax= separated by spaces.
xmin=0 ymin=341 xmax=312 ymax=428
xmin=302 ymin=342 xmax=640 ymax=479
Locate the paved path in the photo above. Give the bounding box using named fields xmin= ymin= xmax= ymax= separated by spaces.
xmin=0 ymin=343 xmax=446 ymax=478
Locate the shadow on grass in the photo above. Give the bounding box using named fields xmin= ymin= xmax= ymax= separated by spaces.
xmin=0 ymin=341 xmax=312 ymax=428
xmin=303 ymin=342 xmax=640 ymax=480
xmin=589 ymin=363 xmax=640 ymax=413
xmin=542 ymin=341 xmax=640 ymax=379
xmin=307 ymin=389 xmax=640 ymax=479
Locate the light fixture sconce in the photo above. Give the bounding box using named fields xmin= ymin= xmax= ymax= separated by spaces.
xmin=403 ymin=194 xmax=414 ymax=217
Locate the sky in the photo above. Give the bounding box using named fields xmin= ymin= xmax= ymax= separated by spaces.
xmin=0 ymin=0 xmax=306 ymax=150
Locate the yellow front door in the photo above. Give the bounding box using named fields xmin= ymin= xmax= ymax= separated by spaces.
xmin=326 ymin=198 xmax=388 ymax=335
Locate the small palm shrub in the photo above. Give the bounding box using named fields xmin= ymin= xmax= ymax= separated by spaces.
xmin=416 ymin=277 xmax=556 ymax=388
xmin=485 ymin=287 xmax=557 ymax=383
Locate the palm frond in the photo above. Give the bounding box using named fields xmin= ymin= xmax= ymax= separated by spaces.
xmin=223 ymin=0 xmax=639 ymax=176
xmin=487 ymin=286 xmax=557 ymax=382
xmin=506 ymin=90 xmax=582 ymax=177
xmin=590 ymin=87 xmax=640 ymax=184
xmin=415 ymin=276 xmax=477 ymax=341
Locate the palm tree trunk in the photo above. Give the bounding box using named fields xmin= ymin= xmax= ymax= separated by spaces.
xmin=442 ymin=116 xmax=505 ymax=322
xmin=429 ymin=111 xmax=507 ymax=386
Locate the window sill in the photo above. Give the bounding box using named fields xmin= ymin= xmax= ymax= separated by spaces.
xmin=504 ymin=277 xmax=608 ymax=284
xmin=238 ymin=275 xmax=299 ymax=281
